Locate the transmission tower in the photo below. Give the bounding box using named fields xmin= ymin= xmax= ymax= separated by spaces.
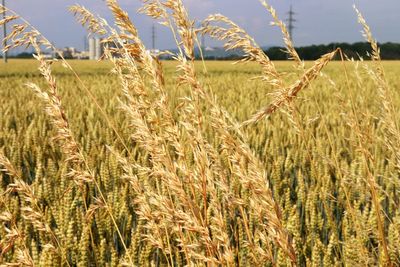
xmin=286 ymin=5 xmax=296 ymax=41
xmin=151 ymin=24 xmax=156 ymax=50
xmin=196 ymin=21 xmax=205 ymax=58
xmin=2 ymin=0 xmax=7 ymax=63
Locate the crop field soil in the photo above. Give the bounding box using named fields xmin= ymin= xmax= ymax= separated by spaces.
xmin=1 ymin=1 xmax=400 ymax=267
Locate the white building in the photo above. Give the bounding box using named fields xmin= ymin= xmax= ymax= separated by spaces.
xmin=89 ymin=37 xmax=104 ymax=60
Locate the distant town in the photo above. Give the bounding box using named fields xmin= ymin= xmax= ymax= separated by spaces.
xmin=6 ymin=40 xmax=400 ymax=61
xmin=46 ymin=37 xmax=118 ymax=60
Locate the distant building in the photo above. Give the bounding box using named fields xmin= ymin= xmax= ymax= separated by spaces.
xmin=55 ymin=47 xmax=88 ymax=60
xmin=88 ymin=37 xmax=123 ymax=60
xmin=150 ymin=49 xmax=160 ymax=55
xmin=75 ymin=51 xmax=89 ymax=60
xmin=89 ymin=37 xmax=104 ymax=60
xmin=49 ymin=37 xmax=134 ymax=60
xmin=89 ymin=38 xmax=96 ymax=60
xmin=42 ymin=53 xmax=53 ymax=59
xmin=62 ymin=47 xmax=76 ymax=58
xmin=95 ymin=38 xmax=103 ymax=60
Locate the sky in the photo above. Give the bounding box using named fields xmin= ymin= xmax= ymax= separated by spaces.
xmin=4 ymin=0 xmax=400 ymax=51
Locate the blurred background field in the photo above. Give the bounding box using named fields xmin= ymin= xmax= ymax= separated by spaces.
xmin=2 ymin=59 xmax=400 ymax=265
xmin=2 ymin=59 xmax=400 ymax=126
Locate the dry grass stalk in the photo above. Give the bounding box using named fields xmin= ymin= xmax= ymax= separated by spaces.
xmin=80 ymin=1 xmax=207 ymax=264
xmin=141 ymin=0 xmax=206 ymax=96
xmin=342 ymin=81 xmax=391 ymax=266
xmin=0 ymin=152 xmax=66 ymax=266
xmin=165 ymin=1 xmax=295 ymax=263
xmin=14 ymin=249 xmax=35 ymax=267
xmin=0 ymin=211 xmax=18 ymax=255
xmin=96 ymin=0 xmax=296 ymax=264
xmin=210 ymin=106 xmax=297 ymax=264
xmin=0 ymin=153 xmax=22 ymax=179
xmin=259 ymin=0 xmax=302 ymax=66
xmin=243 ymin=49 xmax=338 ymax=126
xmin=3 ymin=3 xmax=131 ymax=159
xmin=149 ymin=0 xmax=296 ymax=263
xmin=10 ymin=27 xmax=136 ymax=266
xmin=29 ymin=81 xmax=135 ymax=266
xmin=25 ymin=78 xmax=92 ymax=186
xmin=353 ymin=6 xmax=394 ymax=266
xmin=69 ymin=5 xmax=107 ymax=36
xmin=100 ymin=10 xmax=183 ymax=263
xmin=355 ymin=6 xmax=400 ymax=173
xmin=0 ymin=156 xmax=34 ymax=266
xmin=202 ymin=14 xmax=283 ymax=88
xmin=0 ymin=15 xmax=19 ymax=28
xmin=164 ymin=1 xmax=296 ymax=262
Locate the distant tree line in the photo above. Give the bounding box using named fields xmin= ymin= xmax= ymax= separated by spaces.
xmin=264 ymin=42 xmax=400 ymax=60
xmin=12 ymin=52 xmax=35 ymax=58
xmin=6 ymin=42 xmax=400 ymax=60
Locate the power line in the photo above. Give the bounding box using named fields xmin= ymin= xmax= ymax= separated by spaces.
xmin=197 ymin=21 xmax=205 ymax=58
xmin=151 ymin=24 xmax=156 ymax=50
xmin=2 ymin=0 xmax=7 ymax=63
xmin=201 ymin=33 xmax=205 ymax=50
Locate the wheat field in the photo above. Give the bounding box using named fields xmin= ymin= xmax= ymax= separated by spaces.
xmin=1 ymin=1 xmax=400 ymax=266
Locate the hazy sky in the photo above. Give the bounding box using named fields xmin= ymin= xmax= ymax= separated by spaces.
xmin=5 ymin=0 xmax=400 ymax=51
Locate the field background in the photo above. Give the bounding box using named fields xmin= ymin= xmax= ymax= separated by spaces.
xmin=1 ymin=59 xmax=400 ymax=265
